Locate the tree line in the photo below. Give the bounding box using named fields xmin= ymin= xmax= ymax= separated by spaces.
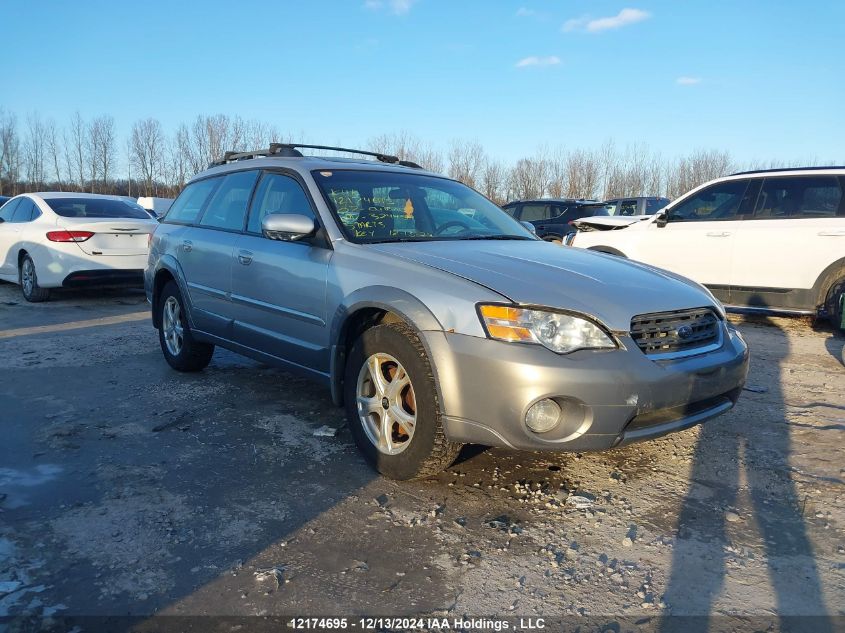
xmin=0 ymin=109 xmax=831 ymax=205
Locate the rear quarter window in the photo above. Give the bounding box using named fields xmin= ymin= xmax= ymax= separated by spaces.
xmin=754 ymin=176 xmax=843 ymax=219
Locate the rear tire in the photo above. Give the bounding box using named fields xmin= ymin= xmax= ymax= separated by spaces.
xmin=157 ymin=280 xmax=214 ymax=372
xmin=344 ymin=322 xmax=462 ymax=480
xmin=20 ymin=255 xmax=50 ymax=302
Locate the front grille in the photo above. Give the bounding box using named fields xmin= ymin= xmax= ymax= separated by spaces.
xmin=630 ymin=308 xmax=720 ymax=357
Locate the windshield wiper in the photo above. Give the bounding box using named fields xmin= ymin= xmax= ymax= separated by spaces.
xmin=365 ymin=236 xmax=439 ymax=244
xmin=453 ymin=235 xmax=535 ymax=241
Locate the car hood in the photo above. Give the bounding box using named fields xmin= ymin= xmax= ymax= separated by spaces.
xmin=572 ymin=216 xmax=650 ymax=230
xmin=370 ymin=240 xmax=720 ymax=332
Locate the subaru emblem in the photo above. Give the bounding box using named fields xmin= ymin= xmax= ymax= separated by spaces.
xmin=676 ymin=325 xmax=694 ymax=340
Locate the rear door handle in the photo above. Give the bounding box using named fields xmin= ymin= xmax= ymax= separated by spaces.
xmin=237 ymin=250 xmax=253 ymax=266
xmin=818 ymin=230 xmax=845 ymax=237
xmin=706 ymin=231 xmax=732 ymax=237
xmin=182 ymin=240 xmax=192 ymax=252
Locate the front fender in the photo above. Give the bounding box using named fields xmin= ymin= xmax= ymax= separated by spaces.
xmin=328 ymin=286 xmax=444 ymax=406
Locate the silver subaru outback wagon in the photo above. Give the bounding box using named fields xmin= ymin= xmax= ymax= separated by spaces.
xmin=145 ymin=144 xmax=749 ymax=480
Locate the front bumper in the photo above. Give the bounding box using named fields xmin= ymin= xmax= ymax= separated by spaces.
xmin=425 ymin=323 xmax=749 ymax=451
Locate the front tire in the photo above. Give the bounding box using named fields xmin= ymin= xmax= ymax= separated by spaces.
xmin=20 ymin=255 xmax=50 ymax=302
xmin=157 ymin=280 xmax=214 ymax=372
xmin=344 ymin=322 xmax=462 ymax=480
xmin=825 ymin=275 xmax=845 ymax=334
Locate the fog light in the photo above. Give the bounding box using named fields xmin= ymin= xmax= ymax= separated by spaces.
xmin=525 ymin=398 xmax=561 ymax=433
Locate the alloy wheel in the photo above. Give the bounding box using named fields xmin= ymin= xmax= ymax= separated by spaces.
xmin=356 ymin=353 xmax=417 ymax=455
xmin=21 ymin=259 xmax=34 ymax=296
xmin=162 ymin=296 xmax=184 ymax=356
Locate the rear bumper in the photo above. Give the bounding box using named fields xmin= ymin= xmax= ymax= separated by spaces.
xmin=425 ymin=322 xmax=749 ymax=452
xmin=62 ymin=269 xmax=144 ymax=288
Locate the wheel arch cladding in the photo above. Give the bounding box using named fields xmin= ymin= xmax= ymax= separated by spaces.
xmin=329 ymin=287 xmax=444 ymax=407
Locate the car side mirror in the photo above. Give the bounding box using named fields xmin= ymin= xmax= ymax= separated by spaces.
xmin=261 ymin=213 xmax=317 ymax=241
xmin=655 ymin=212 xmax=669 ymax=228
xmin=0 ymin=217 xmax=4 ymax=224
xmin=520 ymin=221 xmax=537 ymax=235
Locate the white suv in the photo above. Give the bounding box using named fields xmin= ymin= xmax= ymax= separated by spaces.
xmin=569 ymin=167 xmax=845 ymax=330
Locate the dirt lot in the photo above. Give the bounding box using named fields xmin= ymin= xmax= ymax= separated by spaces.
xmin=0 ymin=282 xmax=843 ymax=631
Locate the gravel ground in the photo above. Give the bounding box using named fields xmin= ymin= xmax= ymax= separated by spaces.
xmin=0 ymin=282 xmax=843 ymax=632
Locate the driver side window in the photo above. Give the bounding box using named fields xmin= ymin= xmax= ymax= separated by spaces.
xmin=669 ymin=180 xmax=749 ymax=222
xmin=247 ymin=172 xmax=314 ymax=235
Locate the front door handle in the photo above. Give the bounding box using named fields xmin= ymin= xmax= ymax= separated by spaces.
xmin=706 ymin=231 xmax=732 ymax=237
xmin=818 ymin=230 xmax=845 ymax=237
xmin=237 ymin=250 xmax=253 ymax=266
xmin=182 ymin=240 xmax=192 ymax=252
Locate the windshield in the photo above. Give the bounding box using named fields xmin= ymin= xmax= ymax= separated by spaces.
xmin=312 ymin=170 xmax=535 ymax=243
xmin=44 ymin=197 xmax=152 ymax=219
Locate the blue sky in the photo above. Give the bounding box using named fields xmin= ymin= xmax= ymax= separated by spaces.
xmin=2 ymin=0 xmax=843 ymax=164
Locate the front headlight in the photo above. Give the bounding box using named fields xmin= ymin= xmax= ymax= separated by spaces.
xmin=478 ymin=305 xmax=616 ymax=354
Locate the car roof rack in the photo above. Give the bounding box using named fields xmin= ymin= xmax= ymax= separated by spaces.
xmin=730 ymin=165 xmax=845 ymax=176
xmin=208 ymin=143 xmax=423 ymax=169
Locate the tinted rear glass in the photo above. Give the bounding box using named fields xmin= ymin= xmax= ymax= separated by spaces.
xmin=645 ymin=198 xmax=670 ymax=214
xmin=577 ymin=204 xmax=612 ymax=217
xmin=45 ymin=198 xmax=152 ymax=219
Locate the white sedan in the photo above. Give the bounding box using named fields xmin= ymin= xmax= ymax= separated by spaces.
xmin=0 ymin=192 xmax=158 ymax=302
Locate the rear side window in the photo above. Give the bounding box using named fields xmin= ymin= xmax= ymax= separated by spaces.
xmin=618 ymin=200 xmax=639 ymax=216
xmin=572 ymin=205 xmax=610 ymax=219
xmin=44 ymin=197 xmax=151 ymax=219
xmin=501 ymin=204 xmax=518 ymax=218
xmin=247 ymin=173 xmax=314 ymax=234
xmin=0 ymin=198 xmax=20 ymax=222
xmin=669 ymin=180 xmax=749 ymax=222
xmin=11 ymin=199 xmax=38 ymax=222
xmin=199 ymin=170 xmax=260 ymax=231
xmin=519 ymin=204 xmax=549 ymax=222
xmin=166 ymin=178 xmax=220 ymax=224
xmin=754 ymin=176 xmax=843 ymax=219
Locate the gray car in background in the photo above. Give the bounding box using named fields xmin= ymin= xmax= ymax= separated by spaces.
xmin=145 ymin=144 xmax=749 ymax=480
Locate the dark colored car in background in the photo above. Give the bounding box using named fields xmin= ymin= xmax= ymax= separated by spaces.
xmin=603 ymin=196 xmax=670 ymax=216
xmin=501 ymin=198 xmax=611 ymax=243
xmin=0 ymin=196 xmax=10 ymax=207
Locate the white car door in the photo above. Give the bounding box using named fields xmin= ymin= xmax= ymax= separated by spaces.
xmin=730 ymin=174 xmax=845 ymax=310
xmin=0 ymin=198 xmax=23 ymax=276
xmin=625 ymin=178 xmax=752 ymax=289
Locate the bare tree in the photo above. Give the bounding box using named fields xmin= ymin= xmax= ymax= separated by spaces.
xmin=130 ymin=118 xmax=165 ymax=196
xmin=565 ymin=149 xmax=601 ymax=199
xmin=546 ymin=149 xmax=568 ymax=199
xmin=45 ymin=119 xmax=64 ymax=190
xmin=508 ymin=157 xmax=549 ymax=200
xmin=448 ymin=139 xmax=486 ymax=189
xmin=480 ymin=159 xmax=508 ymax=204
xmin=68 ymin=112 xmax=88 ymax=190
xmin=0 ymin=109 xmax=19 ymax=195
xmin=367 ymin=131 xmax=444 ymax=172
xmin=24 ymin=112 xmax=49 ymax=190
xmin=665 ymin=149 xmax=734 ymax=199
xmin=90 ymin=115 xmax=116 ymax=192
